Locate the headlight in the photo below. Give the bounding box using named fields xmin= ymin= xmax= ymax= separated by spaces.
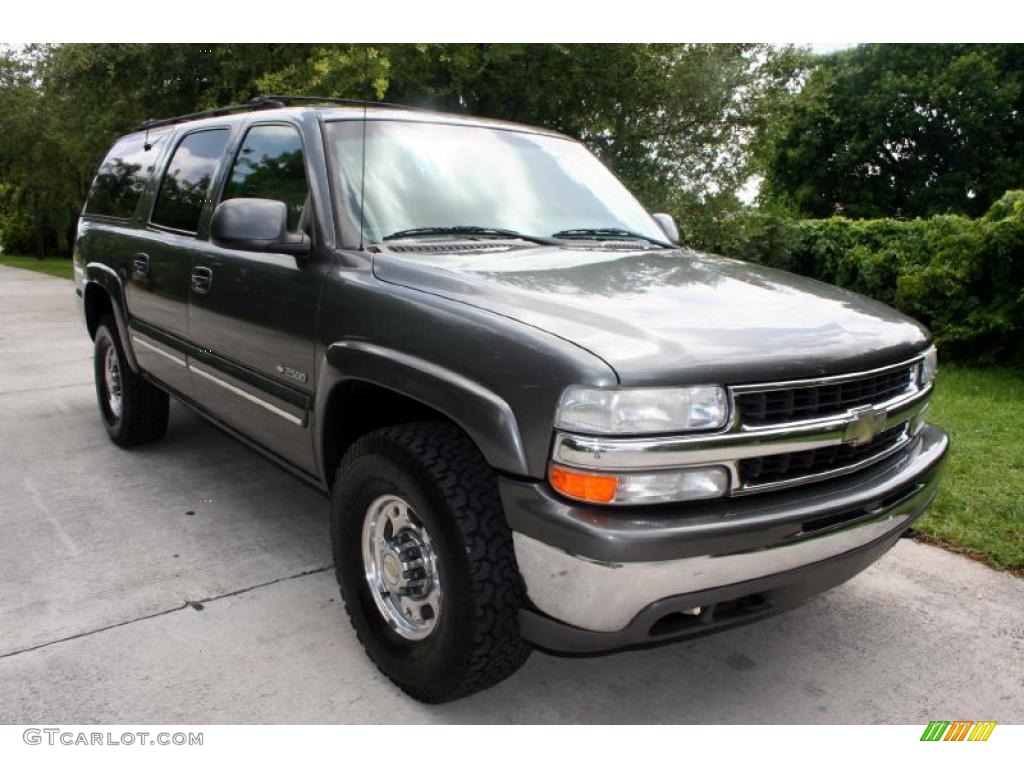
xmin=549 ymin=464 xmax=729 ymax=505
xmin=919 ymin=346 xmax=938 ymax=387
xmin=555 ymin=385 xmax=729 ymax=435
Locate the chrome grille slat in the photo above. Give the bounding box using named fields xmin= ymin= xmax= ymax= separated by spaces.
xmin=737 ymin=365 xmax=915 ymax=427
xmin=739 ymin=425 xmax=908 ymax=486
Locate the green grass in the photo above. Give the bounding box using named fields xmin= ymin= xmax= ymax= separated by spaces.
xmin=0 ymin=252 xmax=73 ymax=279
xmin=921 ymin=366 xmax=1024 ymax=573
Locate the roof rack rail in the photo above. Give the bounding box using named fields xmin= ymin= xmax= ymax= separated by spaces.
xmin=257 ymin=94 xmax=430 ymax=111
xmin=134 ymin=94 xmax=427 ymax=132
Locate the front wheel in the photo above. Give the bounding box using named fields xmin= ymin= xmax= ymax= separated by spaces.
xmin=332 ymin=422 xmax=531 ymax=702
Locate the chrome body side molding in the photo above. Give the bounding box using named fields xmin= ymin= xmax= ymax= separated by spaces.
xmin=189 ymin=363 xmax=305 ymax=426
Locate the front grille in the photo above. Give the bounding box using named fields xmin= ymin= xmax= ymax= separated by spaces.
xmin=736 ymin=366 xmax=916 ymax=427
xmin=739 ymin=425 xmax=908 ymax=487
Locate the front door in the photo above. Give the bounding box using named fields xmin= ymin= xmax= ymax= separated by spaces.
xmin=187 ymin=122 xmax=325 ymax=474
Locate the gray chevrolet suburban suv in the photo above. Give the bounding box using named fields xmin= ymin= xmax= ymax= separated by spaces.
xmin=74 ymin=96 xmax=948 ymax=702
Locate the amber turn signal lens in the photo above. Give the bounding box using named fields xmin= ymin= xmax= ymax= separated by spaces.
xmin=548 ymin=465 xmax=618 ymax=504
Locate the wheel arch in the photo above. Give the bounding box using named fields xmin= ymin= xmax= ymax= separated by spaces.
xmin=82 ymin=263 xmax=139 ymax=371
xmin=316 ymin=341 xmax=530 ymax=487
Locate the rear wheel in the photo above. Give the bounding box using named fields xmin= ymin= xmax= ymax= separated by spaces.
xmin=332 ymin=422 xmax=531 ymax=702
xmin=93 ymin=316 xmax=169 ymax=447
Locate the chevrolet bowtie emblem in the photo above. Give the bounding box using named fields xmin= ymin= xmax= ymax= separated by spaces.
xmin=843 ymin=406 xmax=888 ymax=446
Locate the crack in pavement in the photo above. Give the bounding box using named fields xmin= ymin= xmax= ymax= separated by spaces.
xmin=0 ymin=564 xmax=334 ymax=661
xmin=0 ymin=381 xmax=92 ymax=397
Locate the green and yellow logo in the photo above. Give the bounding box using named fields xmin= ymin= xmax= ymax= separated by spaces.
xmin=920 ymin=721 xmax=997 ymax=742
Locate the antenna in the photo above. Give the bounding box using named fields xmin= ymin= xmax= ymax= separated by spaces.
xmin=358 ymin=47 xmax=369 ymax=251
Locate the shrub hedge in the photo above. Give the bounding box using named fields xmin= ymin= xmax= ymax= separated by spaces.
xmin=688 ymin=191 xmax=1024 ymax=362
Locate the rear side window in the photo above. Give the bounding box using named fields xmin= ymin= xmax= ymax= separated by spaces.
xmin=222 ymin=125 xmax=308 ymax=231
xmin=86 ymin=132 xmax=166 ymax=219
xmin=151 ymin=129 xmax=231 ymax=233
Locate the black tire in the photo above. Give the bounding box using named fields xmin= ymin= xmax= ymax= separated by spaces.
xmin=332 ymin=421 xmax=531 ymax=703
xmin=93 ymin=315 xmax=169 ymax=447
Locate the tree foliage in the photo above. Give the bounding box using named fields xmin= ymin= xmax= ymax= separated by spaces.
xmin=761 ymin=44 xmax=1024 ymax=219
xmin=0 ymin=43 xmax=803 ymax=256
xmin=691 ymin=191 xmax=1024 ymax=362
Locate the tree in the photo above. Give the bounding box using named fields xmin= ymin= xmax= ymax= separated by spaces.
xmin=260 ymin=44 xmax=805 ymax=210
xmin=0 ymin=43 xmax=805 ymax=255
xmin=0 ymin=46 xmax=83 ymax=257
xmin=761 ymin=44 xmax=1024 ymax=219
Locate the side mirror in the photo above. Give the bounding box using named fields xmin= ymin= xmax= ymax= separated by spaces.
xmin=652 ymin=213 xmax=680 ymax=245
xmin=211 ymin=198 xmax=310 ymax=256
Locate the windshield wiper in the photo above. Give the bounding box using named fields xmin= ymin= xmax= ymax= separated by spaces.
xmin=382 ymin=226 xmax=560 ymax=246
xmin=551 ymin=227 xmax=674 ymax=248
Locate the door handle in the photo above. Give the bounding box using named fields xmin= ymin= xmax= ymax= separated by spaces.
xmin=132 ymin=253 xmax=150 ymax=278
xmin=191 ymin=266 xmax=213 ymax=295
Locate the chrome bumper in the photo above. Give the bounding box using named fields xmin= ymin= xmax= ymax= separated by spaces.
xmin=513 ymin=424 xmax=947 ymax=634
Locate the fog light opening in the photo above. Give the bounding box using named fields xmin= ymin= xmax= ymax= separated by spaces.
xmin=649 ymin=607 xmax=706 ymax=636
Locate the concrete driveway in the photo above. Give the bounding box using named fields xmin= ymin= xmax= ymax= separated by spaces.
xmin=0 ymin=263 xmax=1021 ymax=724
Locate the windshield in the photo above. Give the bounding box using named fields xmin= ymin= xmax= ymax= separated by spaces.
xmin=327 ymin=119 xmax=665 ymax=245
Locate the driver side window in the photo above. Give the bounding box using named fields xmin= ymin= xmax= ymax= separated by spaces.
xmin=222 ymin=124 xmax=309 ymax=232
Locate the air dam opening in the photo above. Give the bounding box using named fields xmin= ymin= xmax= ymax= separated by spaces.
xmin=648 ymin=594 xmax=769 ymax=637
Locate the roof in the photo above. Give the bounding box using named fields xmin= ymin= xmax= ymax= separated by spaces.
xmin=133 ymin=95 xmax=565 ymax=139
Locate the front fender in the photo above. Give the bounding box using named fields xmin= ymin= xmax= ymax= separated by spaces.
xmin=317 ymin=340 xmax=530 ymax=477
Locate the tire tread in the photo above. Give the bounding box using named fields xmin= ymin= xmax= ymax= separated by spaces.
xmin=96 ymin=316 xmax=168 ymax=447
xmin=333 ymin=421 xmax=531 ymax=702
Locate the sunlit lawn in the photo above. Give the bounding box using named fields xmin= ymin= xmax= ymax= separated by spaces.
xmin=922 ymin=366 xmax=1024 ymax=574
xmin=0 ymin=253 xmax=73 ymax=279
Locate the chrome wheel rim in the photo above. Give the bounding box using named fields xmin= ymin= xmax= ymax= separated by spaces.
xmin=361 ymin=494 xmax=441 ymax=641
xmin=103 ymin=344 xmax=123 ymax=419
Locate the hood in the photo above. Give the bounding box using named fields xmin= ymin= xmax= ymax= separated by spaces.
xmin=372 ymin=246 xmax=930 ymax=386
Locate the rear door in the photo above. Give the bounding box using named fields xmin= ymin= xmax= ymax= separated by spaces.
xmin=186 ymin=121 xmax=326 ymax=474
xmin=127 ymin=127 xmax=233 ymax=396
xmin=81 ymin=130 xmax=174 ymax=363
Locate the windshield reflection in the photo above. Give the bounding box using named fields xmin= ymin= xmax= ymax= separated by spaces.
xmin=328 ymin=119 xmax=664 ymax=245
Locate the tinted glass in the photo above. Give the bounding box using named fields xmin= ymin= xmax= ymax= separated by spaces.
xmin=328 ymin=120 xmax=663 ymax=244
xmin=222 ymin=125 xmax=308 ymax=231
xmin=152 ymin=129 xmax=230 ymax=232
xmin=86 ymin=131 xmax=169 ymax=218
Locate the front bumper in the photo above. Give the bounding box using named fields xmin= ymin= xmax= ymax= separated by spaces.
xmin=501 ymin=424 xmax=948 ymax=652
